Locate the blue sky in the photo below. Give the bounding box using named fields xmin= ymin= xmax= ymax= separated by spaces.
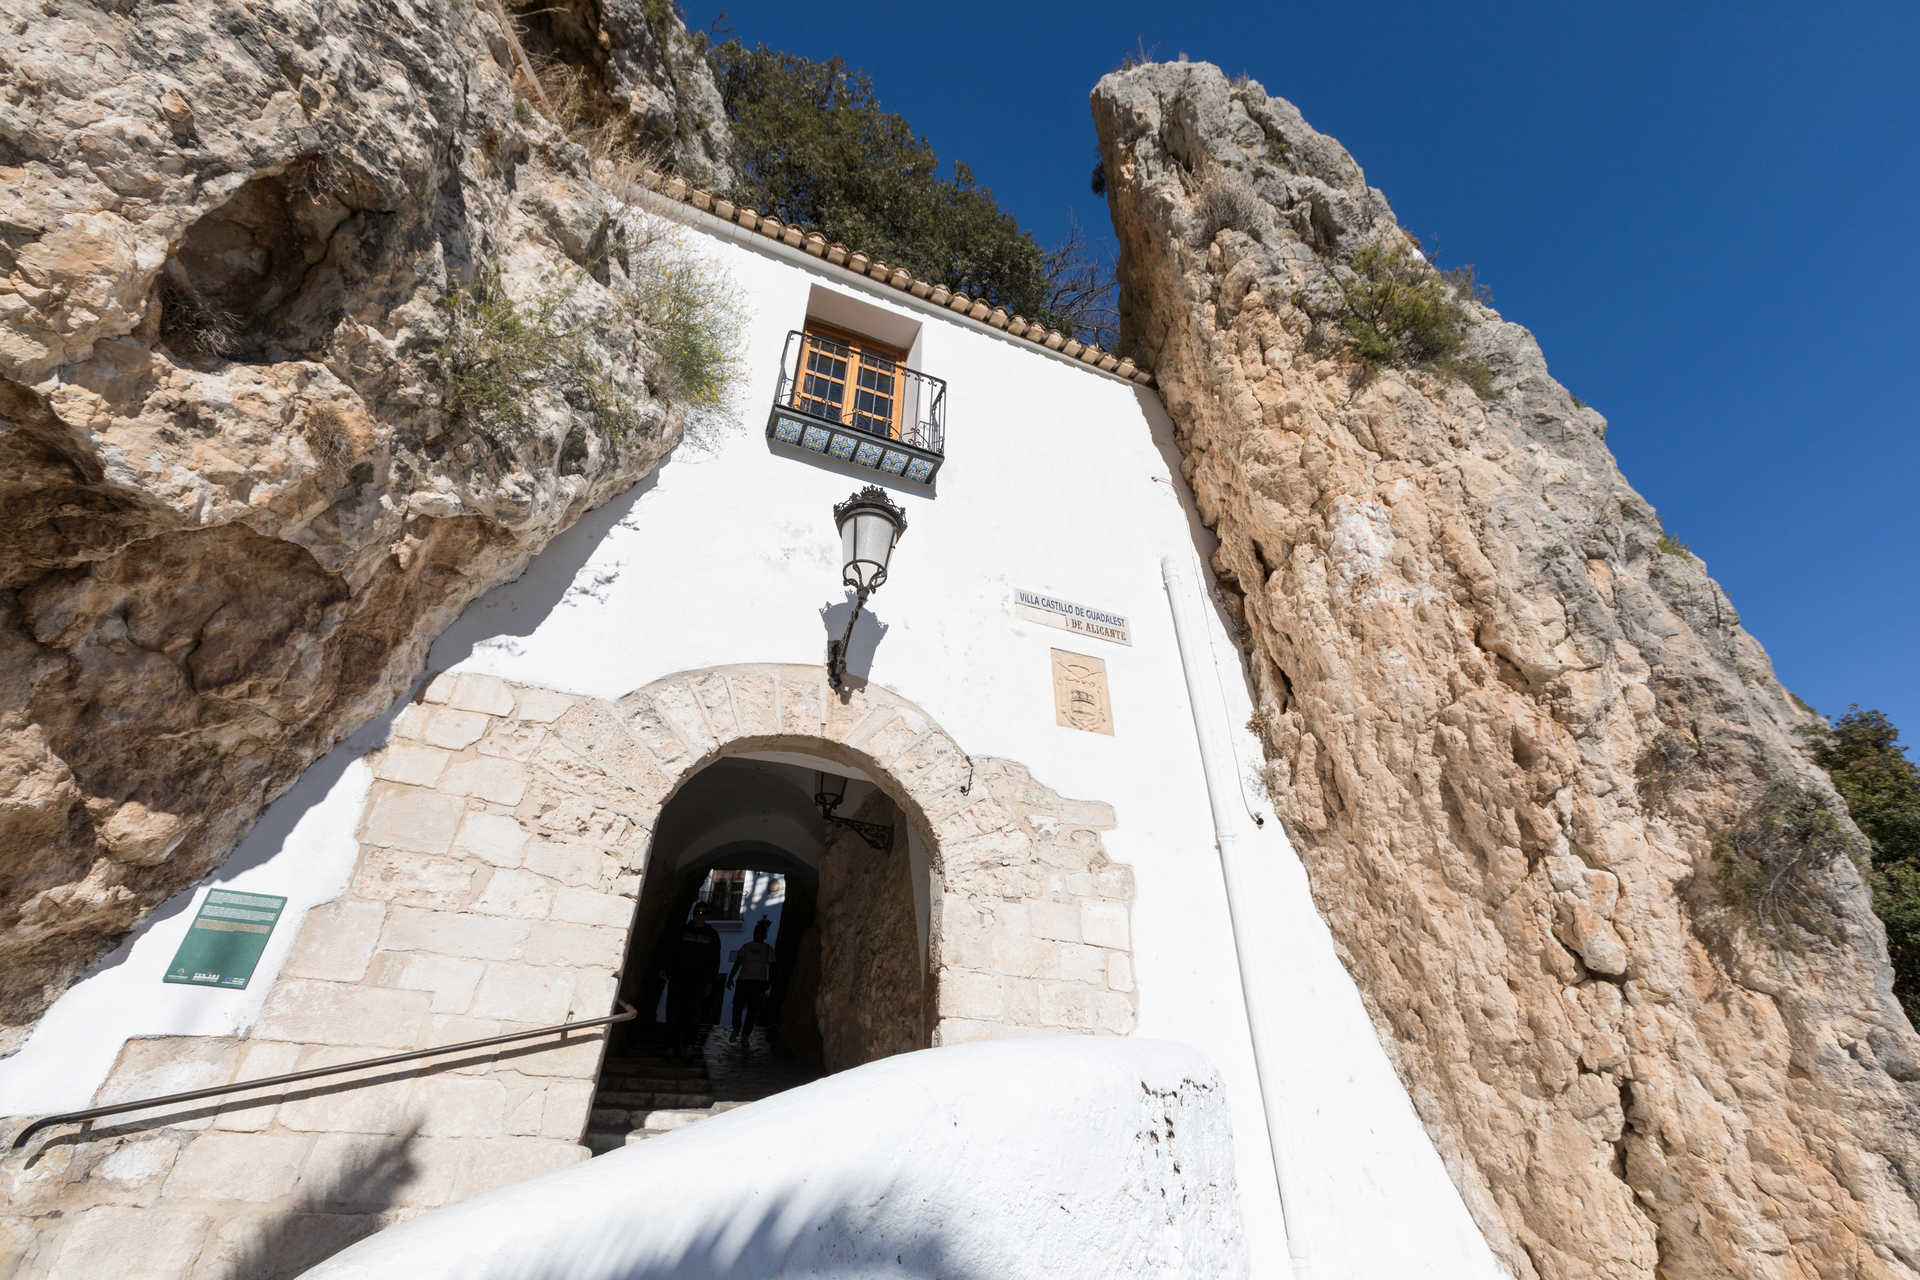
xmin=685 ymin=1 xmax=1920 ymax=735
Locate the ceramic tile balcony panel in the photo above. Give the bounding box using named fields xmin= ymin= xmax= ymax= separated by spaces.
xmin=765 ymin=329 xmax=946 ymax=487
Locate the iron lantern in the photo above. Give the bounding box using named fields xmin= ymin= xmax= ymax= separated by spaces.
xmin=835 ymin=485 xmax=907 ymax=593
xmin=827 ymin=485 xmax=907 ymax=689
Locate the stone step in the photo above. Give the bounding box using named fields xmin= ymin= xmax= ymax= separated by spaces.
xmin=584 ymin=1129 xmax=655 ymax=1154
xmin=594 ymin=1090 xmax=715 ymax=1110
xmin=583 ymin=1103 xmax=742 ymax=1156
xmin=636 ymin=1108 xmax=714 ymax=1133
xmin=595 ymin=1090 xmax=710 ymax=1105
xmin=598 ymin=1073 xmax=711 ymax=1090
xmin=599 ymin=1068 xmax=711 ymax=1085
xmin=601 ymin=1057 xmax=709 ymax=1069
xmin=588 ymin=1103 xmax=718 ymax=1128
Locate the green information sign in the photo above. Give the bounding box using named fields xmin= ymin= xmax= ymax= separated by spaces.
xmin=163 ymin=889 xmax=287 ymax=990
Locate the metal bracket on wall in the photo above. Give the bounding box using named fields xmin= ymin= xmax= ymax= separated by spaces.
xmin=815 ymin=770 xmax=895 ymax=851
xmin=823 ymin=813 xmax=895 ymax=851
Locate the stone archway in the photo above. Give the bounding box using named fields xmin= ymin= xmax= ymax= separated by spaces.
xmin=509 ymin=662 xmax=1140 ymax=1047
xmin=306 ymin=663 xmax=1133 ymax=1126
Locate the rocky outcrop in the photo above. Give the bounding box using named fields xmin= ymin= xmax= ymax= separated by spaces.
xmin=508 ymin=0 xmax=736 ymax=191
xmin=0 ymin=0 xmax=734 ymax=1050
xmin=1094 ymin=63 xmax=1920 ymax=1280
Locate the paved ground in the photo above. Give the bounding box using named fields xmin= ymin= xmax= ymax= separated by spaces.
xmin=698 ymin=1025 xmax=823 ymax=1105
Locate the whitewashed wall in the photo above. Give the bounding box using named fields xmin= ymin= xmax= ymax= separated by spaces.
xmin=1 ymin=208 xmax=1508 ymax=1279
xmin=303 ymin=1038 xmax=1249 ymax=1280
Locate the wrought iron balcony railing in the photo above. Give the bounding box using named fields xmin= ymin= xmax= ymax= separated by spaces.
xmin=765 ymin=330 xmax=946 ymax=486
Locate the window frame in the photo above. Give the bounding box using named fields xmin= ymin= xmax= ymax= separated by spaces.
xmin=699 ymin=868 xmax=748 ymax=921
xmin=798 ymin=321 xmax=908 ymax=441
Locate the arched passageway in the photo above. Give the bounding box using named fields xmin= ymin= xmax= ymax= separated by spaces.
xmin=271 ymin=663 xmax=1136 ymax=1165
xmin=585 ymin=751 xmax=935 ymax=1151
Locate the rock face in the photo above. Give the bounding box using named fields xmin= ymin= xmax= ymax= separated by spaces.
xmin=1094 ymin=63 xmax=1920 ymax=1280
xmin=0 ymin=0 xmax=735 ymax=1050
xmin=510 ymin=0 xmax=736 ymax=191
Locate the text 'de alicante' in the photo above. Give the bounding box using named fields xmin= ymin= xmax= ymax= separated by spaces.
xmin=1014 ymin=589 xmax=1131 ymax=646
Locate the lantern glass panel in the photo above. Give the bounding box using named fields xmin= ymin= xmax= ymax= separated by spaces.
xmin=855 ymin=511 xmax=896 ymax=586
xmin=839 ymin=516 xmax=860 ymax=586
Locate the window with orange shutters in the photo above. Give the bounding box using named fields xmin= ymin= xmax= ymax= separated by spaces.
xmin=795 ymin=323 xmax=906 ymax=440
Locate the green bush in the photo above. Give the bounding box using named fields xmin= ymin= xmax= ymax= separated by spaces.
xmin=1656 ymin=533 xmax=1691 ymax=557
xmin=1802 ymin=708 xmax=1920 ymax=1022
xmin=1328 ymin=237 xmax=1493 ymax=393
xmin=439 ymin=268 xmax=603 ymax=432
xmin=705 ymin=40 xmax=1104 ymax=339
xmin=1872 ymin=861 xmax=1920 ymax=1022
xmin=1712 ymin=782 xmax=1863 ymax=939
xmin=437 ymin=247 xmax=740 ymax=440
xmin=630 ymin=248 xmax=742 ymax=412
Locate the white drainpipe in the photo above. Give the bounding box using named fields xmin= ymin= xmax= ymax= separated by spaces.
xmin=1161 ymin=557 xmax=1313 ymax=1280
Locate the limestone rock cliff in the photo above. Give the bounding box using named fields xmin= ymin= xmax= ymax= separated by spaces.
xmin=0 ymin=0 xmax=735 ymax=1050
xmin=510 ymin=0 xmax=736 ymax=191
xmin=1094 ymin=63 xmax=1920 ymax=1280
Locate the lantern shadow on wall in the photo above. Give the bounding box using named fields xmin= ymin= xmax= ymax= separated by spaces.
xmin=820 ymin=592 xmax=890 ymax=690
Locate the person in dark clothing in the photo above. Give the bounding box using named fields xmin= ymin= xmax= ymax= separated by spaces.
xmin=727 ymin=918 xmax=777 ymax=1047
xmin=662 ymin=902 xmax=723 ymax=1058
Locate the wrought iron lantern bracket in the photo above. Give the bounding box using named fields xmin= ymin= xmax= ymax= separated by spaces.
xmin=823 ymin=813 xmax=895 ymax=852
xmin=815 ymin=773 xmax=895 ymax=852
xmin=826 ymin=583 xmax=870 ymax=693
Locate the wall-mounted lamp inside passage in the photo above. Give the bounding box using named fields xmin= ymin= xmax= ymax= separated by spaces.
xmin=813 ymin=770 xmax=895 ymax=851
xmin=826 ymin=485 xmax=907 ymax=691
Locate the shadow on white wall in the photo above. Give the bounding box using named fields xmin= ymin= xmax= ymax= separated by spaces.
xmin=818 ymin=591 xmax=891 ymax=686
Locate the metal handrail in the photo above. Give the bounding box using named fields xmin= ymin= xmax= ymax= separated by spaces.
xmin=8 ymin=999 xmax=638 ymax=1155
xmin=773 ymin=329 xmax=947 ymax=455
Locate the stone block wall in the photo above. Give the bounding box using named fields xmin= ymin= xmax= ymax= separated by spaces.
xmin=929 ymin=755 xmax=1138 ymax=1042
xmin=3 ymin=664 xmax=1136 ymax=1277
xmin=817 ymin=798 xmax=926 ymax=1070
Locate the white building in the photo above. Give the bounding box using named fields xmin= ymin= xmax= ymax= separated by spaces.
xmin=0 ymin=186 xmax=1508 ymax=1279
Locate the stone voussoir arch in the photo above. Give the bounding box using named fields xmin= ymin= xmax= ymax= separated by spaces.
xmin=529 ymin=663 xmax=1140 ymax=1044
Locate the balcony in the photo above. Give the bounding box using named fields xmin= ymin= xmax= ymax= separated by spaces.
xmin=765 ymin=329 xmax=946 ymax=486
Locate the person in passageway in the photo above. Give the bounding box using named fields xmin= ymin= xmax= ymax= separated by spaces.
xmin=727 ymin=917 xmax=777 ymax=1048
xmin=664 ymin=902 xmax=723 ymax=1059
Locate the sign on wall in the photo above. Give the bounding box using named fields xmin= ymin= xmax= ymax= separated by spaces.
xmin=162 ymin=889 xmax=287 ymax=990
xmin=1014 ymin=589 xmax=1131 ymax=646
xmin=1051 ymin=649 xmax=1115 ymax=736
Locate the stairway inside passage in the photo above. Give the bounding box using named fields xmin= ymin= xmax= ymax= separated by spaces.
xmin=585 ymin=1026 xmax=825 ymax=1153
